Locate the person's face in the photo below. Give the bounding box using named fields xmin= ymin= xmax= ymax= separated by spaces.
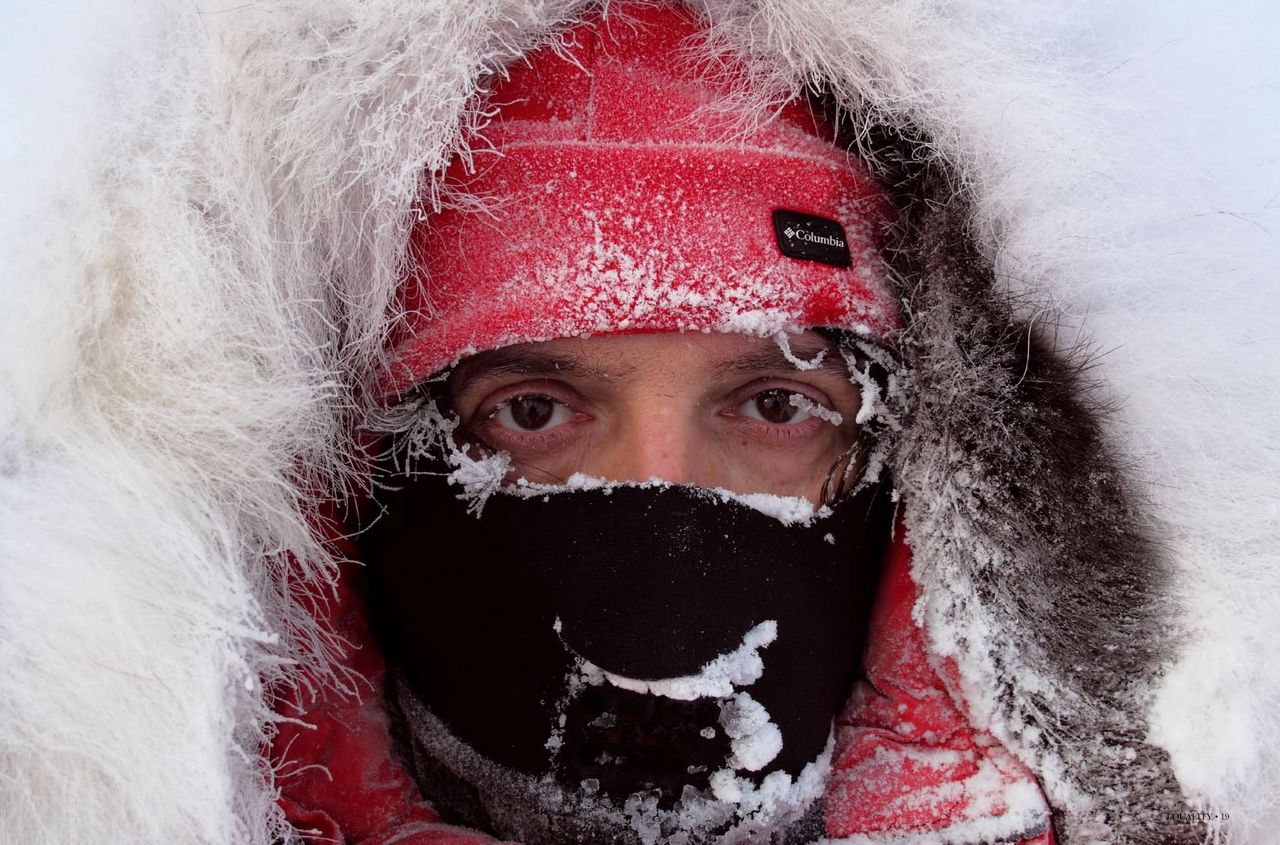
xmin=445 ymin=331 xmax=863 ymax=503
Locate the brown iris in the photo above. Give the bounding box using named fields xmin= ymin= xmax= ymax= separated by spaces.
xmin=754 ymin=390 xmax=801 ymax=424
xmin=509 ymin=395 xmax=556 ymax=430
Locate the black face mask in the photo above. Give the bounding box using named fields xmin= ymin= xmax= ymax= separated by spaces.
xmin=360 ymin=470 xmax=890 ymax=845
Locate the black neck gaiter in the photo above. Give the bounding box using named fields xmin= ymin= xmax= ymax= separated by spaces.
xmin=360 ymin=472 xmax=890 ymax=844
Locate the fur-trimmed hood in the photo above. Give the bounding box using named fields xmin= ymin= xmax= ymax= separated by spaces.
xmin=1 ymin=1 xmax=1277 ymax=843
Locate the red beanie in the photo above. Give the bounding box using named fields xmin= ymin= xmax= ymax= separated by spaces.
xmin=387 ymin=2 xmax=900 ymax=396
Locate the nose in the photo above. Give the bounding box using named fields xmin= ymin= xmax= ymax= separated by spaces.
xmin=590 ymin=399 xmax=710 ymax=488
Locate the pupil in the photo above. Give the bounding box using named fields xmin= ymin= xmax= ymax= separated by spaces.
xmin=511 ymin=395 xmax=554 ymax=430
xmin=756 ymin=390 xmax=797 ymax=424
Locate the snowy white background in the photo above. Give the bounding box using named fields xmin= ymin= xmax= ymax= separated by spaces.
xmin=0 ymin=0 xmax=1277 ymax=843
xmin=1043 ymin=4 xmax=1280 ymax=840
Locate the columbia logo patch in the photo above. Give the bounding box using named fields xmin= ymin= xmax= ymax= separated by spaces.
xmin=772 ymin=209 xmax=852 ymax=268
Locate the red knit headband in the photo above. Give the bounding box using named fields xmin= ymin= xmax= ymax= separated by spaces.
xmin=386 ymin=2 xmax=900 ymax=396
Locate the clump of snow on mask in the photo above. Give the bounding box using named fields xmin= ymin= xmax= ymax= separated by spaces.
xmin=510 ymin=471 xmax=619 ymax=495
xmin=563 ymin=620 xmax=802 ymax=814
xmin=545 ymin=615 xmax=596 ymax=756
xmin=508 ymin=473 xmax=834 ymax=527
xmin=703 ymin=487 xmax=832 ymax=526
xmin=398 ymin=600 xmax=832 ymax=844
xmin=581 ymin=620 xmax=777 ymax=700
xmin=704 ymin=732 xmax=836 ymax=834
xmin=547 ymin=641 xmax=828 ymax=844
xmin=401 ymin=663 xmax=834 ymax=844
xmin=718 ymin=691 xmax=783 ymax=772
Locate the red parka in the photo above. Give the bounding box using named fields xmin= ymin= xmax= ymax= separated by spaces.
xmin=272 ymin=522 xmax=1057 ymax=844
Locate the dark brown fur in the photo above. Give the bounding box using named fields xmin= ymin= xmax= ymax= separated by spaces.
xmin=863 ymin=124 xmax=1203 ymax=843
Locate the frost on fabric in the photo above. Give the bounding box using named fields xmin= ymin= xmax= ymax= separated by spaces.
xmin=813 ymin=775 xmax=1050 ymax=845
xmin=510 ymin=473 xmax=835 ymax=527
xmin=485 ymin=617 xmax=830 ymax=843
xmin=718 ymin=309 xmax=801 ymax=337
xmin=705 ymin=488 xmax=831 ymax=526
xmin=398 ymin=671 xmax=835 ymax=845
xmin=514 ymin=213 xmax=803 ymax=340
xmin=485 ymin=185 xmax=898 ymax=351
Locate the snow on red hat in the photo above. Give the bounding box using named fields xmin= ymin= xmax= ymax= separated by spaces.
xmin=387 ymin=2 xmax=900 ymax=395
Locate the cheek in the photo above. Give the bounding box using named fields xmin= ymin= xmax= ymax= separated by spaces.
xmin=717 ymin=424 xmax=855 ymax=499
xmin=498 ymin=437 xmax=596 ymax=486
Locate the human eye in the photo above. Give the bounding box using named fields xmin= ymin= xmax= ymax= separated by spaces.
xmin=735 ymin=388 xmax=814 ymax=425
xmin=489 ymin=394 xmax=576 ymax=432
xmin=466 ymin=381 xmax=594 ymax=454
xmin=733 ymin=384 xmax=846 ymax=428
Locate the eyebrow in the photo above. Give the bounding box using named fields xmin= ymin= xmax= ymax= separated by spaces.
xmin=710 ymin=338 xmax=848 ymax=378
xmin=449 ymin=346 xmax=639 ymax=386
xmin=446 ymin=334 xmax=848 ymax=399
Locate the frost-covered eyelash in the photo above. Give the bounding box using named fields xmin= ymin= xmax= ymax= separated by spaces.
xmin=468 ymin=377 xmax=579 ymax=414
xmin=481 ymin=397 xmax=511 ymax=421
xmin=481 ymin=392 xmax=559 ymax=417
xmin=475 ymin=394 xmax=584 ymax=441
xmin=732 ymin=380 xmax=835 ymax=424
xmin=786 ymin=393 xmax=843 ymax=426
